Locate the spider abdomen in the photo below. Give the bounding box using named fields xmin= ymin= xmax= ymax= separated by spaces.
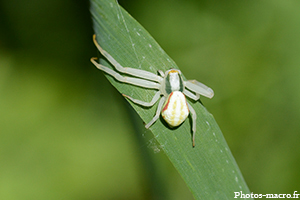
xmin=161 ymin=91 xmax=189 ymax=127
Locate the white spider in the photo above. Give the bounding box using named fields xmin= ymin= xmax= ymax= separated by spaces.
xmin=91 ymin=34 xmax=214 ymax=147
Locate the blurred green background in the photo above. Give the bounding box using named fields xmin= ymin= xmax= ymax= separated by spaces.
xmin=1 ymin=0 xmax=300 ymax=199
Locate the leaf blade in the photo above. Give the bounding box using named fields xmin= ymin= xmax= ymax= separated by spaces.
xmin=90 ymin=0 xmax=252 ymax=199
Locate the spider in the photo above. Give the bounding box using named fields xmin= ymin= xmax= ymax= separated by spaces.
xmin=91 ymin=34 xmax=214 ymax=147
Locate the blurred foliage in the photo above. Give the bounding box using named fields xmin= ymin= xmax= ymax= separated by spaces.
xmin=0 ymin=0 xmax=300 ymax=199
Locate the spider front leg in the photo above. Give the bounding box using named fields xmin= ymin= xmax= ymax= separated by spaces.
xmin=91 ymin=57 xmax=160 ymax=89
xmin=184 ymin=89 xmax=200 ymax=101
xmin=185 ymin=80 xmax=214 ymax=99
xmin=92 ymin=35 xmax=163 ymax=83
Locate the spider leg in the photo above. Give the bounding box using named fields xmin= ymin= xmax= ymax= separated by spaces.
xmin=158 ymin=70 xmax=165 ymax=77
xmin=91 ymin=57 xmax=160 ymax=89
xmin=145 ymin=97 xmax=166 ymax=129
xmin=187 ymin=102 xmax=197 ymax=147
xmin=183 ymin=90 xmax=200 ymax=101
xmin=93 ymin=35 xmax=163 ymax=83
xmin=123 ymin=91 xmax=161 ymax=107
xmin=185 ymin=80 xmax=214 ymax=99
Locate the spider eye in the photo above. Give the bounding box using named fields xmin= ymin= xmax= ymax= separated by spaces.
xmin=168 ymin=69 xmax=180 ymax=74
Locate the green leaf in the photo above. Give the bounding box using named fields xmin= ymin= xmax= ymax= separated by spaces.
xmin=90 ymin=0 xmax=252 ymax=199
